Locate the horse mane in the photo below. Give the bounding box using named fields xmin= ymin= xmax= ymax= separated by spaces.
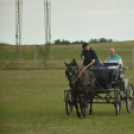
xmin=75 ymin=62 xmax=95 ymax=83
xmin=75 ymin=63 xmax=89 ymax=82
xmin=66 ymin=59 xmax=94 ymax=83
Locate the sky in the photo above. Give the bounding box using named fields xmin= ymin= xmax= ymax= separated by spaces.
xmin=0 ymin=0 xmax=134 ymax=44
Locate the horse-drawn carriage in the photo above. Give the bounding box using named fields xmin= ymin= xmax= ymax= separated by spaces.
xmin=64 ymin=60 xmax=134 ymax=118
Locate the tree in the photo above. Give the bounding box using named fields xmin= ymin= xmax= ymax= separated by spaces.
xmin=54 ymin=39 xmax=61 ymax=45
xmin=99 ymin=38 xmax=107 ymax=43
xmin=53 ymin=38 xmax=114 ymax=45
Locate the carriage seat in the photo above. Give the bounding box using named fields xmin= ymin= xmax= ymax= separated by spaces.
xmin=89 ymin=63 xmax=122 ymax=89
xmin=103 ymin=62 xmax=122 ymax=80
xmin=88 ymin=63 xmax=128 ymax=90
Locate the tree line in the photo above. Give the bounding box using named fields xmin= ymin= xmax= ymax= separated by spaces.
xmin=53 ymin=38 xmax=114 ymax=45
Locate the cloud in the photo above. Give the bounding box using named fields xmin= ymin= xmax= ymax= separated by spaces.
xmin=0 ymin=0 xmax=134 ymax=44
xmin=107 ymin=0 xmax=114 ymax=2
xmin=53 ymin=0 xmax=134 ymax=19
xmin=0 ymin=0 xmax=13 ymax=3
xmin=108 ymin=0 xmax=130 ymax=2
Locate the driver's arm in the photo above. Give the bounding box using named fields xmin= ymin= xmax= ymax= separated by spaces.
xmin=91 ymin=51 xmax=98 ymax=64
xmin=81 ymin=50 xmax=85 ymax=60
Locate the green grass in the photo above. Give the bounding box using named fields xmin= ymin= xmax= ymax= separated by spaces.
xmin=1 ymin=70 xmax=134 ymax=134
xmin=0 ymin=40 xmax=134 ymax=69
xmin=1 ymin=41 xmax=134 ymax=133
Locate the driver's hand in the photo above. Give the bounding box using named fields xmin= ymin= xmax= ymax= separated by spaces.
xmin=82 ymin=56 xmax=85 ymax=60
xmin=91 ymin=59 xmax=95 ymax=63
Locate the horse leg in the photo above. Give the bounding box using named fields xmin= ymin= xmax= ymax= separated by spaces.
xmin=89 ymin=91 xmax=93 ymax=116
xmin=82 ymin=94 xmax=88 ymax=119
xmin=78 ymin=94 xmax=85 ymax=119
xmin=74 ymin=95 xmax=81 ymax=118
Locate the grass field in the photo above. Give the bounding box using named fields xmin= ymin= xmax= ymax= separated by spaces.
xmin=0 ymin=40 xmax=134 ymax=69
xmin=0 ymin=70 xmax=134 ymax=134
xmin=1 ymin=41 xmax=134 ymax=134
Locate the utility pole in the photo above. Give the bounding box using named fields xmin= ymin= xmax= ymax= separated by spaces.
xmin=44 ymin=0 xmax=51 ymax=45
xmin=15 ymin=0 xmax=22 ymax=59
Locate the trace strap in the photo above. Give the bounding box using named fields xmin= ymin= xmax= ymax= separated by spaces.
xmin=74 ymin=62 xmax=93 ymax=83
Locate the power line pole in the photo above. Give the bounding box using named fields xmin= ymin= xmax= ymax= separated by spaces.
xmin=15 ymin=0 xmax=23 ymax=59
xmin=44 ymin=0 xmax=51 ymax=45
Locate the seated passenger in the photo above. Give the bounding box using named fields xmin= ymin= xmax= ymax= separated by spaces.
xmin=81 ymin=43 xmax=103 ymax=69
xmin=104 ymin=47 xmax=123 ymax=81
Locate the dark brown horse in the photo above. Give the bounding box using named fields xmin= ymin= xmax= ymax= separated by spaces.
xmin=65 ymin=59 xmax=95 ymax=119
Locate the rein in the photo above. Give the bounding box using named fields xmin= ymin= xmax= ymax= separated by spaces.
xmin=74 ymin=63 xmax=93 ymax=83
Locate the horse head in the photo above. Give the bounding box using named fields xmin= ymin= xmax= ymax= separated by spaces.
xmin=64 ymin=59 xmax=81 ymax=88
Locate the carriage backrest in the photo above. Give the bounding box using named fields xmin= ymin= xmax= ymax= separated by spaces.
xmin=103 ymin=62 xmax=119 ymax=67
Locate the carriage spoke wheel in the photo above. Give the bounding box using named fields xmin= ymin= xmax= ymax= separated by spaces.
xmin=114 ymin=91 xmax=121 ymax=115
xmin=65 ymin=90 xmax=73 ymax=115
xmin=126 ymin=83 xmax=134 ymax=113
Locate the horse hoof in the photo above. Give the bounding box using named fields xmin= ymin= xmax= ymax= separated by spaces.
xmin=77 ymin=113 xmax=82 ymax=118
xmin=82 ymin=116 xmax=86 ymax=120
xmin=89 ymin=114 xmax=93 ymax=116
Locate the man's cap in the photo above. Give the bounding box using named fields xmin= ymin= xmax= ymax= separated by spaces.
xmin=82 ymin=43 xmax=89 ymax=49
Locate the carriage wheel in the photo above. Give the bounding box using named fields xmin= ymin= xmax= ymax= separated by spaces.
xmin=126 ymin=83 xmax=134 ymax=113
xmin=65 ymin=90 xmax=73 ymax=115
xmin=114 ymin=91 xmax=121 ymax=115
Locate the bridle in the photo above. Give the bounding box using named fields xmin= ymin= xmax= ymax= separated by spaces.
xmin=65 ymin=66 xmax=77 ymax=78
